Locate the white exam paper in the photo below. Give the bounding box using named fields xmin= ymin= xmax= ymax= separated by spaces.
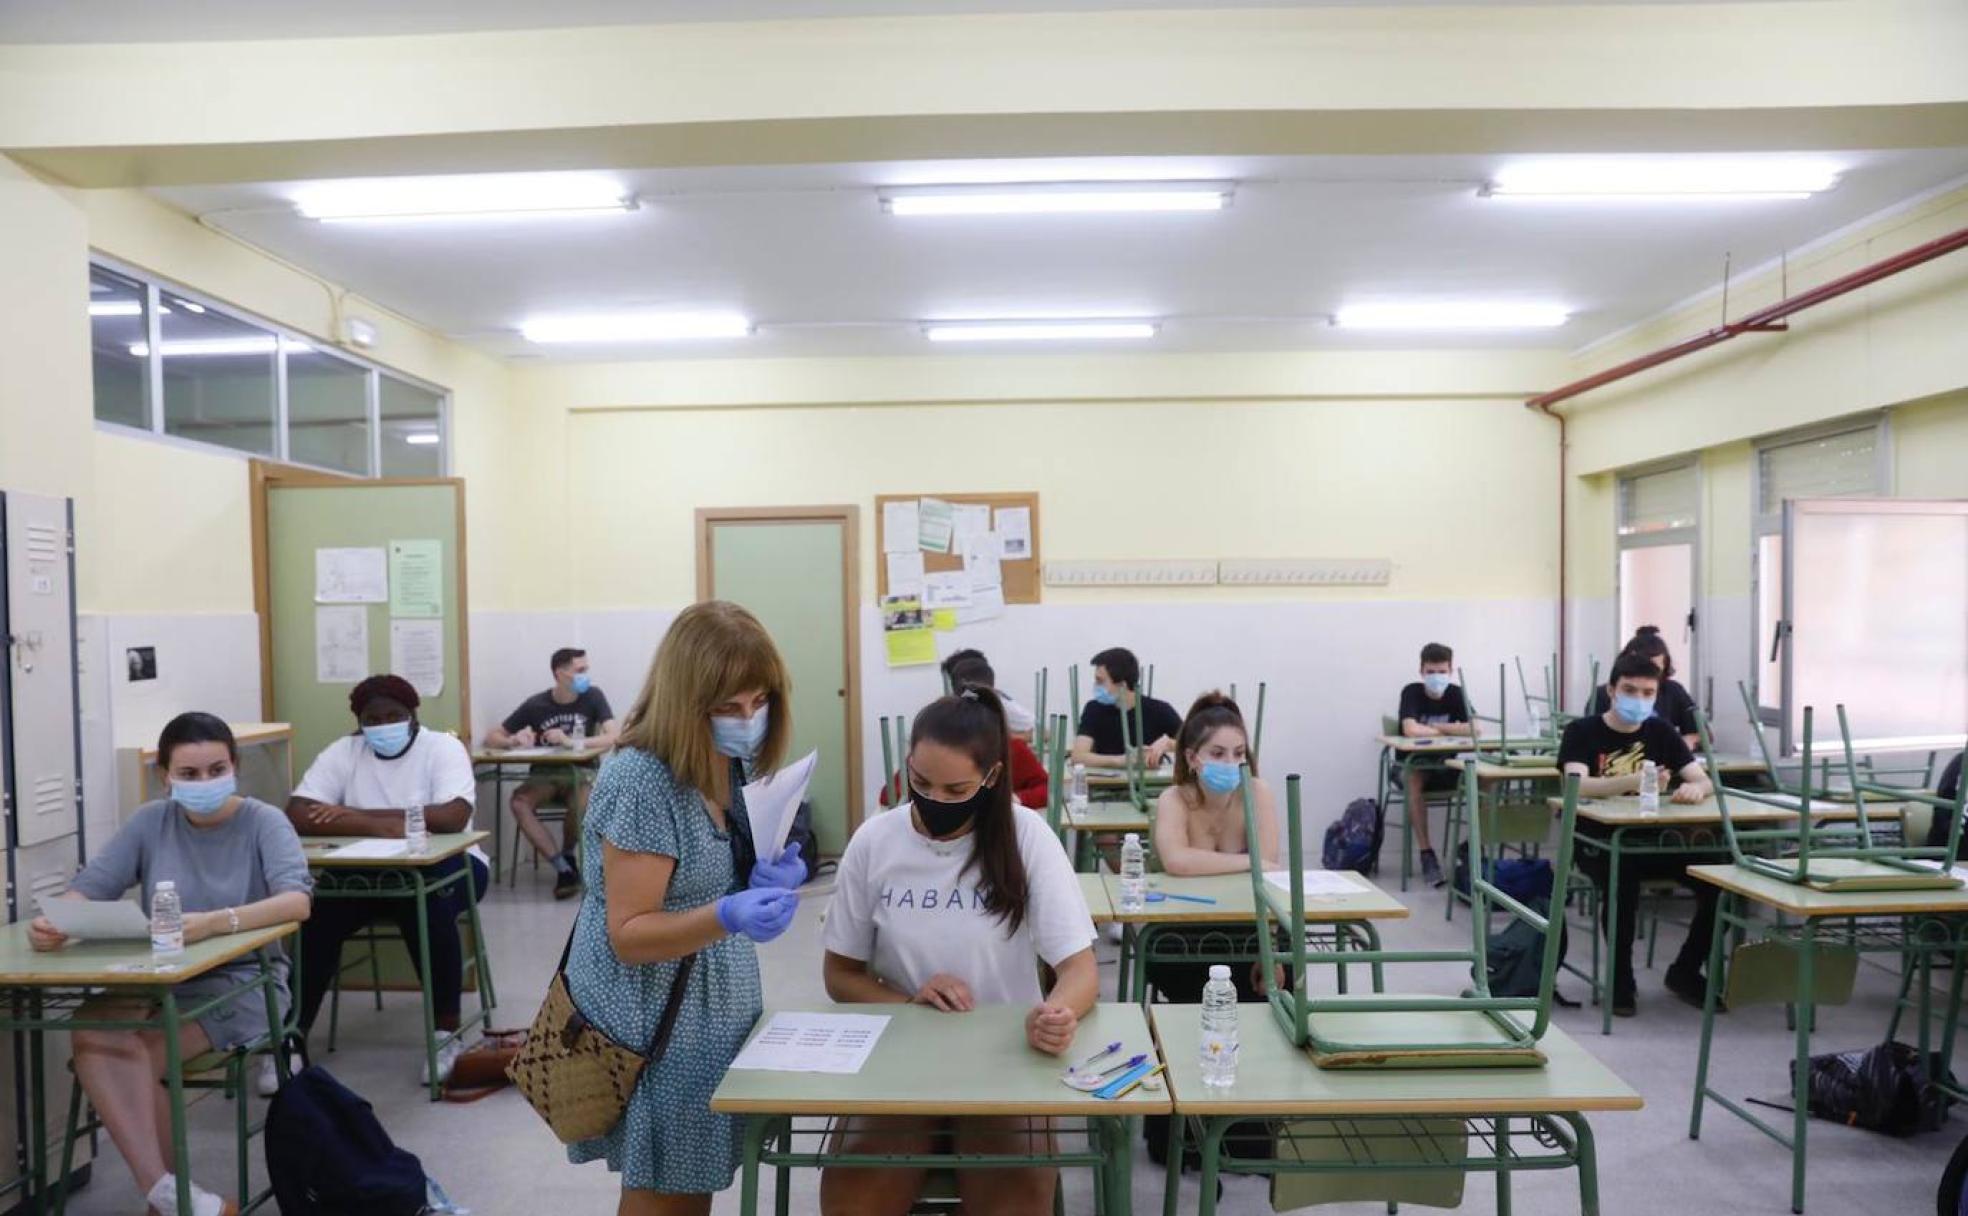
xmin=330 ymin=839 xmax=412 ymax=860
xmin=882 ymin=501 xmax=921 ymax=555
xmin=37 ymin=897 xmax=153 ymax=941
xmin=745 ymin=750 xmax=820 ymax=862
xmin=730 ymin=1011 xmax=891 ymax=1074
xmin=1265 ymin=870 xmax=1366 ymax=899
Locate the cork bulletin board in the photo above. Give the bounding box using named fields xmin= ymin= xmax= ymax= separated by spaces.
xmin=875 ymin=491 xmax=1042 ymax=604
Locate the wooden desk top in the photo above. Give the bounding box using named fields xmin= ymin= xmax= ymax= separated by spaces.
xmin=471 ymin=745 xmax=608 ymax=766
xmin=136 ymin=722 xmax=291 ymax=760
xmin=0 ymin=922 xmax=296 ymax=988
xmin=303 ymin=830 xmax=489 ymax=868
xmin=1079 ymin=873 xmax=1115 ymax=923
xmin=1065 ymin=803 xmax=1154 ymax=833
xmin=1689 ymin=863 xmax=1968 ymax=917
xmin=711 ymin=1003 xmax=1170 ymax=1116
xmin=1103 ymin=871 xmax=1408 ymax=925
xmin=1152 ymin=1004 xmax=1642 ymax=1117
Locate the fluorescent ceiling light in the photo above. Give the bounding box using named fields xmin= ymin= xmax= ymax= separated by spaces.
xmin=923 ymin=321 xmax=1158 ymax=343
xmin=520 ymin=311 xmax=753 ymax=343
xmin=293 ymin=173 xmax=634 ymax=223
xmin=89 ymin=300 xmax=146 ymax=317
xmin=884 ymin=184 xmax=1230 ymax=216
xmin=128 ymin=337 xmax=303 ymax=357
xmin=1486 ymin=158 xmax=1841 ymax=200
xmin=403 ymin=432 xmax=441 ymax=446
xmin=1333 ymin=303 xmax=1570 ymax=330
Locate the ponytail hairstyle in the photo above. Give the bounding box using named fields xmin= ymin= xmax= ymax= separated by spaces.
xmin=1622 ymin=625 xmax=1676 ymax=680
xmin=1172 ymin=692 xmax=1254 ymax=796
xmin=909 ymin=685 xmax=1030 ymax=934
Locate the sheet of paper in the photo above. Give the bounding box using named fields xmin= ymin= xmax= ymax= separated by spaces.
xmin=931 ymin=608 xmax=958 ymax=631
xmin=951 ymin=503 xmax=991 ymax=544
xmin=387 ymin=538 xmax=444 ymax=617
xmin=389 ymin=618 xmax=445 ymax=698
xmin=917 ymin=497 xmax=955 ymax=554
xmin=955 ymin=584 xmax=1006 ymax=624
xmin=923 ymin=571 xmax=972 ymax=610
xmin=885 ymin=551 xmax=926 ymax=597
xmin=1265 ymin=870 xmax=1367 ymax=899
xmin=314 ymin=547 xmax=387 ymax=603
xmin=882 ymin=500 xmax=921 ymax=555
xmin=315 ymin=605 xmax=370 ymax=684
xmin=730 ymin=1012 xmax=891 ymax=1074
xmin=743 ymin=749 xmax=819 ymax=862
xmin=330 ymin=839 xmax=412 ymax=860
xmin=994 ymin=506 xmax=1033 ymax=560
xmin=886 ymin=628 xmax=937 ymax=667
xmin=962 ymin=532 xmax=1002 ymax=589
xmin=37 ymin=897 xmax=152 ymax=941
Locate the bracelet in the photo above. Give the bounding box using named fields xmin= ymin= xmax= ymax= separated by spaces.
xmin=225 ymin=907 xmax=240 ymax=935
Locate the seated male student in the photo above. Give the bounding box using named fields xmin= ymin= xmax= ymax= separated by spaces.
xmin=1582 ymin=625 xmax=1701 ymax=749
xmin=483 ymin=647 xmax=618 ymax=898
xmin=941 ymin=648 xmax=1037 ymax=735
xmin=1072 ymin=647 xmax=1182 ymax=769
xmin=1559 ymin=651 xmax=1718 ymax=1016
xmin=288 ymin=674 xmax=489 ymax=1083
xmin=1398 ymin=642 xmax=1476 ymax=888
xmin=1923 ymin=751 xmax=1966 ymax=859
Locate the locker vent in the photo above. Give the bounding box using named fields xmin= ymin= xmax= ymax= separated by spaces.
xmin=24 ymin=523 xmax=63 ymax=563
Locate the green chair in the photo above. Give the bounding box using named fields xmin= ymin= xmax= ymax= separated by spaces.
xmin=878 ymin=713 xmax=910 ymax=806
xmin=1699 ymin=704 xmax=1965 ymax=892
xmin=1246 ymin=763 xmax=1581 ymax=1068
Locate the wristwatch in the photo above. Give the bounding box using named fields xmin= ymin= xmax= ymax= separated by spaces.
xmin=225 ymin=907 xmax=240 ymax=935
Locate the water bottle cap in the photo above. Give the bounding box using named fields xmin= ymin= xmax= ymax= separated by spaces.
xmin=155 ymin=880 xmax=175 ymax=891
xmin=1123 ymin=833 xmax=1140 ymax=845
xmin=1208 ymin=965 xmax=1231 ymax=981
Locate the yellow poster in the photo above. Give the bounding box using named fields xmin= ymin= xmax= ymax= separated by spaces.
xmin=931 ymin=609 xmax=958 ymax=632
xmin=885 ymin=628 xmax=937 ymax=667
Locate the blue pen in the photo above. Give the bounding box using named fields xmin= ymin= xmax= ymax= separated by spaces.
xmin=1067 ymin=1041 xmax=1123 ymax=1074
xmin=1145 ymin=892 xmax=1218 ymax=905
xmin=1085 ymin=1053 xmax=1149 ymax=1083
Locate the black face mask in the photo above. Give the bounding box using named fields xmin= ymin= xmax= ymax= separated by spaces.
xmin=913 ymin=770 xmax=999 ymax=839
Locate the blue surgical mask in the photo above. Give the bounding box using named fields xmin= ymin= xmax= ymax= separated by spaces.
xmin=711 ymin=705 xmax=770 ymax=759
xmin=1612 ymin=694 xmax=1655 ymax=726
xmin=570 ymin=673 xmax=592 ymax=696
xmin=362 ymin=720 xmax=414 ymax=758
xmin=1092 ymin=686 xmax=1118 ymax=707
xmin=1199 ymin=761 xmax=1243 ymax=795
xmin=172 ymin=773 xmax=237 ymax=817
xmin=1421 ymin=673 xmax=1452 ymax=697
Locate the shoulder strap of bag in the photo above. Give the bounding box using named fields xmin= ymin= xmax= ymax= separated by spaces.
xmin=549 ymin=910 xmax=699 ymax=1063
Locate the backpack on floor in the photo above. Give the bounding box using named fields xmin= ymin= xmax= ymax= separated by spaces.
xmin=1479 ymin=896 xmax=1567 ymax=998
xmin=1323 ymin=798 xmax=1382 ymax=874
xmin=265 ymin=1065 xmax=427 ymax=1216
xmin=1795 ymin=1041 xmax=1956 ymax=1136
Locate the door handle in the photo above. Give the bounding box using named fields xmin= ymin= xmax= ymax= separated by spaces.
xmin=1768 ymin=621 xmax=1788 ymax=664
xmin=8 ymin=631 xmax=40 ymax=675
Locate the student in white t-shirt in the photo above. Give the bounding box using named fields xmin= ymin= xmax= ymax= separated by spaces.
xmin=820 ymin=687 xmax=1096 ymax=1216
xmin=286 ymin=673 xmax=488 ymax=1084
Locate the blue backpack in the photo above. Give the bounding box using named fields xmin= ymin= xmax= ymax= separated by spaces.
xmin=265 ymin=1066 xmax=426 ymax=1216
xmin=1322 ymin=798 xmax=1382 ymax=873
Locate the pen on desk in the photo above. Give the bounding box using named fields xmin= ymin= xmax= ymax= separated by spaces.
xmin=1163 ymin=893 xmax=1218 ymax=905
xmin=1087 ymin=1053 xmax=1149 ymax=1082
xmin=1068 ymin=1041 xmax=1122 ymax=1074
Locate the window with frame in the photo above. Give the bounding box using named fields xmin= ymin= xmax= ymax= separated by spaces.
xmin=87 ymin=259 xmax=450 ymax=478
xmin=1615 ymin=461 xmax=1700 ymax=694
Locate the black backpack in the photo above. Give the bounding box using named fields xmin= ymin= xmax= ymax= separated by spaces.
xmin=1794 ymin=1041 xmax=1956 ymax=1136
xmin=1480 ymin=896 xmax=1568 ymax=998
xmin=1322 ymin=798 xmax=1383 ymax=874
xmin=265 ymin=1066 xmax=426 ymax=1216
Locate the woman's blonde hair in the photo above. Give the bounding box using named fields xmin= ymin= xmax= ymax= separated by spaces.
xmin=618 ymin=601 xmax=793 ymax=795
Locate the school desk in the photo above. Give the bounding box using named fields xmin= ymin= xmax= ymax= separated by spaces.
xmin=1686 ymin=863 xmax=1968 ymax=1213
xmin=1152 ymin=1002 xmax=1642 ymax=1216
xmin=712 ymin=1002 xmax=1169 ymax=1216
xmin=1064 ymin=801 xmax=1155 ymax=872
xmin=1101 ymin=872 xmax=1407 ymax=1006
xmin=470 ymin=743 xmax=608 ymax=881
xmin=1079 ymin=872 xmax=1115 ymax=923
xmin=0 ymin=921 xmax=296 ymax=1216
xmin=302 ymin=831 xmax=495 ymax=1100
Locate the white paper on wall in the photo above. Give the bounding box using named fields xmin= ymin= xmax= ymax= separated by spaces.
xmin=923 ymin=571 xmax=973 ymax=610
xmin=315 ymin=606 xmax=369 ymax=683
xmin=882 ymin=501 xmax=921 ymax=555
xmin=994 ymin=507 xmax=1032 ymax=560
xmin=390 ymin=618 xmax=446 ymax=698
xmin=314 ymin=548 xmax=387 ymax=603
xmin=885 ymin=551 xmax=926 ymax=597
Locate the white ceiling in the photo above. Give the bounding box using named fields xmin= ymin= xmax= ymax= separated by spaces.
xmin=148 ymin=152 xmax=1968 ymax=362
xmin=0 ymin=0 xmax=1765 ymax=44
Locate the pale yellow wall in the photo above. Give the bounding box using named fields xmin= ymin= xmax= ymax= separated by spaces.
xmin=1898 ymin=389 xmax=1968 ymax=498
xmin=0 ymin=156 xmax=91 ymax=503
xmin=78 ymin=434 xmax=256 ymax=614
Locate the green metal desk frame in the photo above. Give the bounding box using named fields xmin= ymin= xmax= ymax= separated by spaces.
xmin=473 ymin=753 xmax=600 ymax=883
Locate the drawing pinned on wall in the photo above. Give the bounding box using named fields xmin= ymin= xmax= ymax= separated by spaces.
xmin=917 ymin=497 xmax=955 ymax=554
xmin=882 ymin=500 xmax=920 ymax=555
xmin=315 ymin=605 xmax=369 ymax=683
xmin=314 ymin=547 xmax=387 ymax=603
xmin=994 ymin=507 xmax=1032 ymax=560
xmin=387 ymin=539 xmax=443 ymax=618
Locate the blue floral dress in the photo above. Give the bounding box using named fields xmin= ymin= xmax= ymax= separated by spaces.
xmin=565 ymin=749 xmax=761 ymax=1193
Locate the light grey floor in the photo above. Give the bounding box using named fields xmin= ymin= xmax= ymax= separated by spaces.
xmin=55 ymin=854 xmax=1962 ymax=1216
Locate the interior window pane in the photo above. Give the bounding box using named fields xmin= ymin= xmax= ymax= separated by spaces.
xmin=1618 ymin=464 xmax=1698 ymax=535
xmin=158 ymin=300 xmax=276 ymax=456
xmin=89 ymin=266 xmax=149 ymax=428
xmin=1757 ymin=533 xmax=1784 ymax=712
xmin=287 ymin=345 xmax=371 ymax=475
xmin=1758 ymin=427 xmax=1878 ymax=514
xmin=379 ymin=376 xmax=444 ymax=477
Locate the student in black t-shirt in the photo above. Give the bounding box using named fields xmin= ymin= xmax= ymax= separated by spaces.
xmin=1582 ymin=625 xmax=1701 ymax=747
xmin=1071 ymin=647 xmax=1182 ymax=769
xmin=1560 ymin=650 xmax=1716 ymax=1017
xmin=484 ymin=648 xmax=618 ymax=897
xmin=1397 ymin=641 xmax=1476 ymax=887
xmin=1922 ymin=751 xmax=1966 ymax=859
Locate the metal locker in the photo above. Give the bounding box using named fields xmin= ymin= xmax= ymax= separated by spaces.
xmin=2 ymin=493 xmax=81 ymax=852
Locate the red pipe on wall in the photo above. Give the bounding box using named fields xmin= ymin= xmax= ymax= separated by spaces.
xmin=1522 ymin=222 xmax=1968 ymax=702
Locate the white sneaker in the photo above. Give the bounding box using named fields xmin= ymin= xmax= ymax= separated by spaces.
xmin=147 ymin=1172 xmax=234 ymax=1216
xmin=420 ymin=1036 xmax=466 ymax=1086
xmin=254 ymin=1057 xmax=280 ymax=1098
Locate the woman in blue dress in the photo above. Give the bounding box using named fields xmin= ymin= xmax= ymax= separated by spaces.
xmin=564 ymin=601 xmax=807 ymax=1215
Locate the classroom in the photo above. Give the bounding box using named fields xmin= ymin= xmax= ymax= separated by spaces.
xmin=1 ymin=2 xmax=1966 ymax=1215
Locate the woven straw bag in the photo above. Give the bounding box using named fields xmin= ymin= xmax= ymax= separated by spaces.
xmin=507 ymin=932 xmax=695 ymax=1144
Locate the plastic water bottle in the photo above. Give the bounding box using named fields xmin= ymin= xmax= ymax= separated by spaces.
xmin=1638 ymin=761 xmax=1660 ymax=816
xmin=1069 ymin=763 xmax=1088 ymax=811
xmin=1199 ymin=964 xmax=1240 ymax=1087
xmin=404 ymin=803 xmax=429 ymax=854
xmin=569 ymin=718 xmax=587 ymax=750
xmin=1119 ymin=833 xmax=1146 ymax=912
xmin=150 ymin=881 xmax=184 ymax=959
